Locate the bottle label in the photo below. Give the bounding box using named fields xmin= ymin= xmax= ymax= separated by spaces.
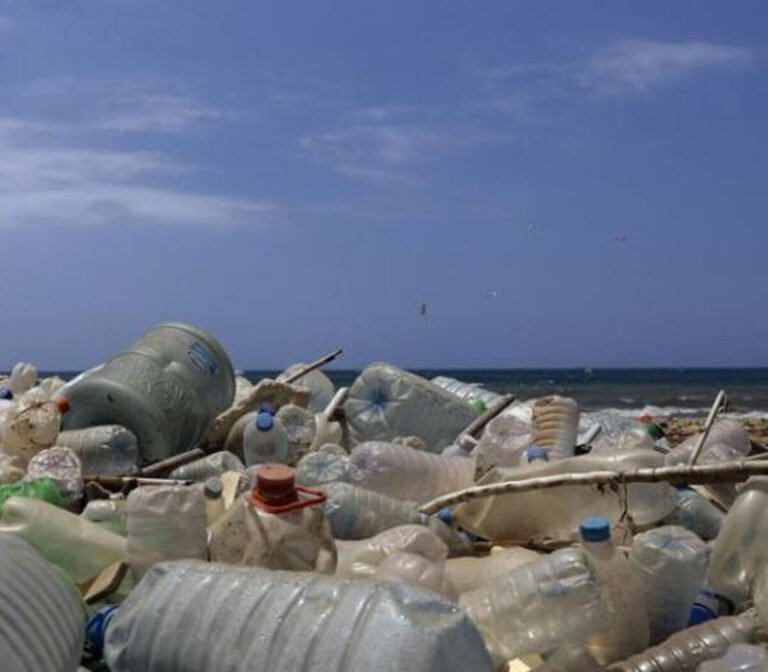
xmin=187 ymin=341 xmax=219 ymax=376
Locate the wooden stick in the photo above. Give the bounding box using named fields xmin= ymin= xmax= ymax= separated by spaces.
xmin=84 ymin=475 xmax=193 ymax=490
xmin=457 ymin=394 xmax=517 ymax=447
xmin=688 ymin=390 xmax=727 ymax=466
xmin=323 ymin=387 xmax=349 ymax=419
xmin=419 ymin=459 xmax=768 ymax=515
xmin=138 ymin=448 xmax=205 ymax=477
xmin=284 ymin=349 xmax=343 ymax=384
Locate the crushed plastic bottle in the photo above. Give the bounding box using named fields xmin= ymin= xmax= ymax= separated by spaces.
xmin=662 ymin=487 xmax=725 ymax=541
xmin=0 ymin=476 xmax=65 ymax=509
xmin=431 ymin=375 xmax=501 ymax=407
xmin=168 ymin=450 xmax=245 ymax=481
xmin=347 ymin=441 xmax=475 ymax=504
xmin=537 ymin=644 xmax=605 ymax=672
xmin=275 ymin=403 xmax=316 ymax=461
xmin=5 ymin=362 xmax=37 ymax=396
xmin=25 ymin=446 xmax=83 ymax=505
xmin=696 ymin=643 xmax=768 ymax=672
xmin=665 ymin=419 xmax=751 ymax=466
xmin=344 ymin=363 xmax=476 ymax=452
xmin=104 ymin=560 xmax=494 ymax=672
xmin=209 ymin=464 xmax=336 ymax=572
xmin=445 ymin=546 xmax=542 ymax=595
xmin=629 ymin=525 xmax=708 ymax=644
xmin=531 ymin=395 xmax=580 ymax=458
xmin=0 ymin=496 xmax=126 ymax=583
xmin=82 ymin=497 xmax=128 ymax=536
xmin=0 ymin=534 xmax=85 ymax=672
xmin=373 ymin=551 xmax=458 ymax=601
xmin=242 ymin=411 xmax=292 ymax=466
xmin=126 ymin=485 xmax=208 ymax=580
xmin=56 ymin=425 xmax=139 ymax=475
xmin=277 ymin=363 xmax=336 ymax=413
xmin=1 ymin=387 xmax=61 ymax=464
xmin=295 ymin=450 xmax=351 ymax=486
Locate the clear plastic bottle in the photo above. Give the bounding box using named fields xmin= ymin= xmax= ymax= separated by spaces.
xmin=82 ymin=497 xmax=128 ymax=536
xmin=373 ymin=551 xmax=458 ymax=601
xmin=1 ymin=388 xmax=61 ymax=464
xmin=26 ymin=446 xmax=83 ymax=505
xmin=697 ymin=643 xmax=768 ymax=672
xmin=168 ymin=450 xmax=245 ymax=481
xmin=56 ymin=425 xmax=139 ymax=475
xmin=580 ymin=517 xmax=650 ymax=664
xmin=707 ymin=478 xmax=768 ymax=612
xmin=431 ymin=375 xmax=502 ymax=407
xmin=531 ymin=395 xmax=580 ymax=458
xmin=104 ymin=561 xmax=494 ymax=672
xmin=347 ymin=441 xmax=475 ymax=504
xmin=610 ymin=610 xmax=762 ymax=672
xmin=538 ymin=644 xmax=605 ymax=672
xmin=662 ymin=487 xmax=725 ymax=541
xmin=295 ymin=450 xmax=350 ymax=486
xmin=242 ymin=412 xmax=291 ymax=466
xmin=665 ymin=419 xmax=751 ymax=466
xmin=6 ymin=362 xmax=37 ymax=396
xmin=459 ymin=546 xmax=606 ymax=665
xmin=275 ymin=404 xmax=316 ymax=462
xmin=277 ymin=363 xmax=336 ymax=413
xmin=0 ymin=534 xmax=85 ymax=672
xmin=629 ymin=525 xmax=708 ymax=644
xmin=445 ymin=546 xmax=541 ymax=595
xmin=126 ymin=485 xmax=208 ymax=580
xmin=0 ymin=496 xmax=126 ymax=583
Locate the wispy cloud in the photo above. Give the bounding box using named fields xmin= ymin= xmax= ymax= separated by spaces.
xmin=0 ymin=117 xmax=276 ymax=229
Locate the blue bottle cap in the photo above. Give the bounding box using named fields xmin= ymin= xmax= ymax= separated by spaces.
xmin=437 ymin=508 xmax=453 ymax=525
xmin=256 ymin=412 xmax=274 ymax=431
xmin=0 ymin=386 xmax=12 ymax=400
xmin=258 ymin=401 xmax=276 ymax=416
xmin=580 ymin=516 xmax=611 ymax=542
xmin=86 ymin=604 xmax=120 ymax=652
xmin=525 ymin=446 xmax=549 ymax=462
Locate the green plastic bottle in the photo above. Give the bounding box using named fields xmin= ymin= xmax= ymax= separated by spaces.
xmin=468 ymin=398 xmax=487 ymax=415
xmin=0 ymin=477 xmax=65 ymax=510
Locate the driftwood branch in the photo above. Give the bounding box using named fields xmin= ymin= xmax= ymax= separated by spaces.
xmin=419 ymin=459 xmax=768 ymax=515
xmin=688 ymin=389 xmax=727 ymax=466
xmin=284 ymin=349 xmax=343 ymax=384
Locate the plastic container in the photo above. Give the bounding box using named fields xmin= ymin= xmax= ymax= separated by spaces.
xmin=662 ymin=488 xmax=725 ymax=541
xmin=168 ymin=450 xmax=245 ymax=481
xmin=56 ymin=425 xmax=139 ymax=475
xmin=610 ymin=610 xmax=762 ymax=672
xmin=531 ymin=395 xmax=580 ymax=458
xmin=707 ymin=478 xmax=768 ymax=612
xmin=126 ymin=485 xmax=208 ymax=580
xmin=5 ymin=362 xmax=37 ymax=395
xmin=347 ymin=441 xmax=475 ymax=504
xmin=459 ymin=546 xmax=606 ymax=664
xmin=345 ymin=363 xmax=476 ymax=453
xmin=665 ymin=419 xmax=751 ymax=466
xmin=277 ymin=363 xmax=336 ymax=413
xmin=373 ymin=551 xmax=457 ymax=601
xmin=455 ymin=449 xmax=676 ymax=542
xmin=666 ymin=441 xmax=746 ymax=505
xmin=0 ymin=534 xmax=85 ymax=672
xmin=82 ymin=497 xmax=127 ymax=536
xmin=275 ymin=404 xmax=316 ymax=462
xmin=209 ymin=464 xmax=336 ymax=572
xmin=0 ymin=496 xmax=126 ymax=582
xmin=58 ymin=323 xmax=235 ymax=463
xmin=697 ymin=644 xmax=768 ymax=672
xmin=431 ymin=375 xmax=501 ymax=407
xmin=1 ymin=387 xmax=61 ymax=463
xmin=104 ymin=560 xmax=494 ymax=672
xmin=295 ymin=450 xmax=351 ymax=486
xmin=26 ymin=446 xmax=83 ymax=505
xmin=629 ymin=525 xmax=708 ymax=644
xmin=445 ymin=546 xmax=541 ymax=595
xmin=580 ymin=517 xmax=650 ymax=664
xmin=242 ymin=411 xmax=292 ymax=466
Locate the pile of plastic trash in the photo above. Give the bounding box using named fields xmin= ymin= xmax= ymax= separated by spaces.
xmin=2 ymin=321 xmax=768 ymax=672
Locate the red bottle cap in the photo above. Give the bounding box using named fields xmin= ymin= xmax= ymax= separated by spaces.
xmin=248 ymin=464 xmax=327 ymax=513
xmin=56 ymin=397 xmax=71 ymax=414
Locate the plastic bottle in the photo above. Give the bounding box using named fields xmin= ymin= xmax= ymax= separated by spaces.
xmin=209 ymin=464 xmax=336 ymax=572
xmin=0 ymin=476 xmax=65 ymax=509
xmin=0 ymin=452 xmax=25 ymax=484
xmin=523 ymin=445 xmax=550 ymax=463
xmin=0 ymin=496 xmax=126 ymax=582
xmin=662 ymin=488 xmax=725 ymax=541
xmin=202 ymin=476 xmax=225 ymax=527
xmin=6 ymin=362 xmax=37 ymax=395
xmin=431 ymin=375 xmax=502 ymax=407
xmin=537 ymin=644 xmax=605 ymax=672
xmin=459 ymin=546 xmax=607 ymax=665
xmin=374 ymin=551 xmax=458 ymax=601
xmin=707 ymin=478 xmax=768 ymax=612
xmin=295 ymin=450 xmax=350 ymax=486
xmin=347 ymin=442 xmax=475 ymax=504
xmin=26 ymin=446 xmax=83 ymax=505
xmin=344 ymin=363 xmax=477 ymax=453
xmin=126 ymin=485 xmax=208 ymax=580
xmin=275 ymin=403 xmax=316 ymax=461
xmin=580 ymin=517 xmax=650 ymax=664
xmin=697 ymin=644 xmax=768 ymax=672
xmin=0 ymin=534 xmax=85 ymax=672
xmin=665 ymin=419 xmax=751 ymax=466
xmin=56 ymin=425 xmax=139 ymax=475
xmin=277 ymin=363 xmax=336 ymax=413
xmin=242 ymin=412 xmax=291 ymax=466
xmin=628 ymin=525 xmax=708 ymax=644
xmin=445 ymin=546 xmax=542 ymax=595
xmin=666 ymin=441 xmax=745 ymax=506
xmin=531 ymin=395 xmax=580 ymax=458
xmin=472 ymin=415 xmax=532 ymax=471
xmin=610 ymin=610 xmax=762 ymax=672
xmin=455 ymin=449 xmax=676 ymax=542
xmin=169 ymin=450 xmax=245 ymax=481
xmin=1 ymin=388 xmax=61 ymax=463
xmin=104 ymin=560 xmax=494 ymax=672
xmin=57 ymin=322 xmax=235 ymax=463
xmin=82 ymin=497 xmax=127 ymax=536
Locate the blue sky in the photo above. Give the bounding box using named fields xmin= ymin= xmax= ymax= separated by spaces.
xmin=1 ymin=1 xmax=767 ymax=369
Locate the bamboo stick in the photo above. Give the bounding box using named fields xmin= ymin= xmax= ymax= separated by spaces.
xmin=284 ymin=349 xmax=343 ymax=384
xmin=418 ymin=459 xmax=768 ymax=515
xmin=688 ymin=390 xmax=727 ymax=466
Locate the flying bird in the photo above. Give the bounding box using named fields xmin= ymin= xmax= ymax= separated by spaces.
xmin=419 ymin=302 xmax=427 ymax=317
xmin=610 ymin=233 xmax=632 ymax=243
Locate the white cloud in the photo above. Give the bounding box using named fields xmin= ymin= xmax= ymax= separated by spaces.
xmin=0 ymin=117 xmax=276 ymax=229
xmin=581 ymin=40 xmax=752 ymax=94
xmin=96 ymin=93 xmax=225 ymax=133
